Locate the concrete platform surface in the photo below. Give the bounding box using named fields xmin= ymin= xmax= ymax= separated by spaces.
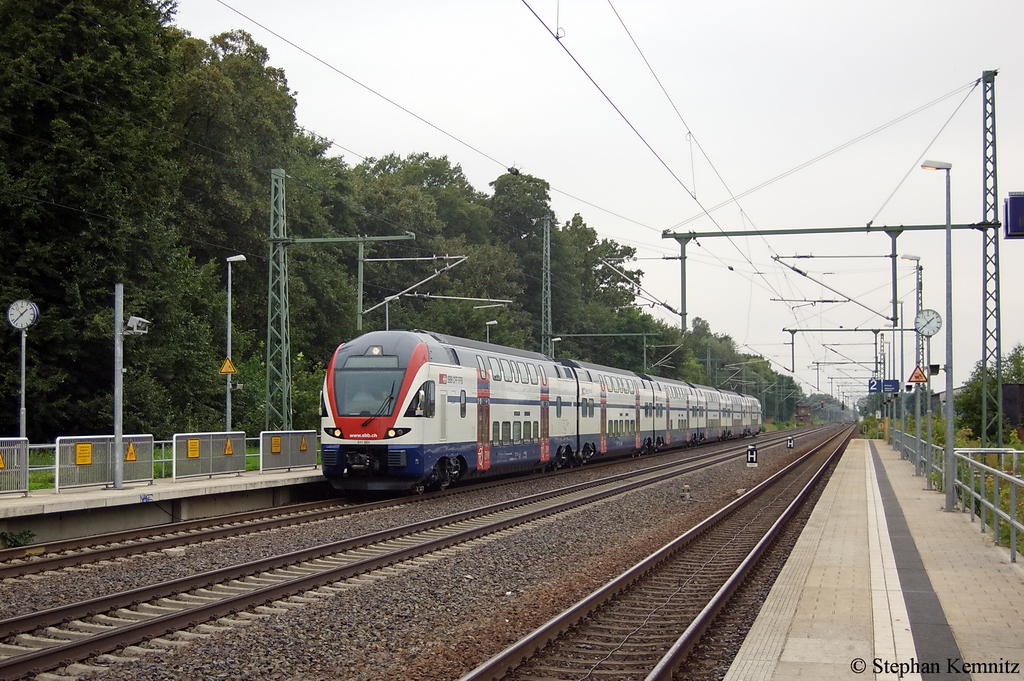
xmin=726 ymin=439 xmax=1024 ymax=681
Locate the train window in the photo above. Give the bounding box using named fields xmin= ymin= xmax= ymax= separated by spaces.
xmin=533 ymin=421 xmax=539 ymax=441
xmin=527 ymin=364 xmax=538 ymax=385
xmin=523 ymin=421 xmax=531 ymax=441
xmin=492 ymin=421 xmax=500 ymax=445
xmin=539 ymin=365 xmax=547 ymax=384
xmin=446 ymin=348 xmax=460 ymax=365
xmin=501 ymin=421 xmax=511 ymax=445
xmin=517 ymin=362 xmax=529 ymax=383
xmin=476 ymin=355 xmax=487 ymax=379
xmin=500 ymin=359 xmax=514 ymax=382
xmin=513 ymin=421 xmax=522 ymax=443
xmin=556 ymin=396 xmax=563 ymax=418
xmin=460 ymin=391 xmax=467 ymax=418
xmin=488 ymin=357 xmax=501 ymax=381
xmin=404 ymin=381 xmax=435 ymax=417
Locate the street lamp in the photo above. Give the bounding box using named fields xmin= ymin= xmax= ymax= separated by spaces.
xmin=485 ymin=320 xmax=497 ymax=343
xmin=226 ymin=254 xmax=246 ymax=431
xmin=550 ymin=337 xmax=561 ymax=358
xmin=921 ymin=160 xmax=954 ymax=512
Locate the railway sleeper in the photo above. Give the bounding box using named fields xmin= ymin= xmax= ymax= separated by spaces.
xmin=42 ymin=627 xmax=93 ymax=641
xmin=63 ymin=662 xmax=108 ymax=676
xmin=65 ymin=620 xmax=116 ymax=634
xmin=91 ymin=613 xmax=142 ymax=627
xmin=14 ymin=633 xmax=65 ymax=649
xmin=135 ymin=602 xmax=185 ymax=616
xmin=147 ymin=637 xmax=192 ymax=649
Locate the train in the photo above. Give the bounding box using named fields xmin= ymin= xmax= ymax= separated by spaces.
xmin=320 ymin=329 xmax=762 ymax=493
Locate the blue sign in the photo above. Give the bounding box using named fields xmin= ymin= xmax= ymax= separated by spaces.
xmin=868 ymin=379 xmax=900 ymax=393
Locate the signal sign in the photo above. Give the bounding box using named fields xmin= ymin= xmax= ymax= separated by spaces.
xmin=219 ymin=357 xmax=237 ymax=375
xmin=908 ymin=366 xmax=929 ymax=384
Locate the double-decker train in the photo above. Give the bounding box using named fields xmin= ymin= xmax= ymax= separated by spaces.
xmin=320 ymin=329 xmax=762 ymax=493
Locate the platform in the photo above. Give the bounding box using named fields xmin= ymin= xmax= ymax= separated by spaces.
xmin=0 ymin=468 xmax=332 ymax=544
xmin=726 ymin=439 xmax=1024 ymax=680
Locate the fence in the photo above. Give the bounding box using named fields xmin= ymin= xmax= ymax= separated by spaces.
xmin=10 ymin=432 xmax=322 ymax=492
xmin=172 ymin=431 xmax=247 ymax=480
xmin=54 ymin=435 xmax=154 ymax=490
xmin=0 ymin=438 xmax=29 ymax=496
xmin=894 ymin=429 xmax=1022 ymax=562
xmin=259 ymin=431 xmax=318 ymax=471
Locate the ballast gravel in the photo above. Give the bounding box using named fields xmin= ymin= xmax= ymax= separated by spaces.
xmin=3 ymin=440 xmax=811 ymax=680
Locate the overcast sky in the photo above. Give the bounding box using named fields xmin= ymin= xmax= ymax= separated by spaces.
xmin=172 ymin=0 xmax=1024 ymax=399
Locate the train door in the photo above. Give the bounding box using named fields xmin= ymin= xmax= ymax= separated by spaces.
xmin=475 ymin=355 xmax=490 ymax=471
xmin=539 ymin=367 xmax=550 ymax=462
xmin=599 ymin=374 xmax=608 ymax=453
xmin=664 ymin=390 xmax=671 ymax=446
xmin=439 ymin=390 xmax=448 ymax=441
xmin=634 ymin=380 xmax=641 ymax=450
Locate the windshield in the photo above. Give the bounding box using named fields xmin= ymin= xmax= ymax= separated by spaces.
xmin=334 ymin=369 xmax=405 ymax=417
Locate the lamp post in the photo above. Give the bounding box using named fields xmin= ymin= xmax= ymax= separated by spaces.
xmin=922 ymin=160 xmax=954 ymax=512
xmin=550 ymin=337 xmax=561 ymax=358
xmin=226 ymin=255 xmax=246 ymax=431
xmin=485 ymin=320 xmax=497 ymax=343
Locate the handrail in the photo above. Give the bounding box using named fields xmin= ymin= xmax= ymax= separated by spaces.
xmin=891 ymin=429 xmax=1021 ymax=563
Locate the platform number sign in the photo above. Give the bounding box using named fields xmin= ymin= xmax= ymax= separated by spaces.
xmin=868 ymin=379 xmax=900 ymax=393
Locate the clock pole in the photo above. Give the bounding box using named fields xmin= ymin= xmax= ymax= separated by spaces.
xmin=19 ymin=329 xmax=26 ymax=438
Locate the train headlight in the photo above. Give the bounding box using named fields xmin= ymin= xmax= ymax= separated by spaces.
xmin=384 ymin=428 xmax=409 ymax=439
xmin=328 ymin=428 xmax=343 ymax=438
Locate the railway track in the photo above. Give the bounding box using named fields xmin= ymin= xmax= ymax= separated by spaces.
xmin=0 ymin=428 xmax=820 ymax=581
xmin=0 ymin=429 xmax=821 ymax=680
xmin=461 ymin=424 xmax=854 ymax=681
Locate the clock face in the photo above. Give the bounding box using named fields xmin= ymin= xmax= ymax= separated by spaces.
xmin=6 ymin=300 xmax=39 ymax=330
xmin=914 ymin=308 xmax=942 ymax=337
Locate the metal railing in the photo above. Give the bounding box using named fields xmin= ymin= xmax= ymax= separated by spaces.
xmin=893 ymin=429 xmax=1022 ymax=562
xmin=21 ymin=436 xmax=320 ymax=492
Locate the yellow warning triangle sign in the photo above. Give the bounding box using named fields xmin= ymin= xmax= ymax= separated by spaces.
xmin=219 ymin=357 xmax=237 ymax=375
xmin=125 ymin=441 xmax=137 ymax=461
xmin=300 ymin=435 xmax=308 ymax=452
xmin=224 ymin=438 xmax=234 ymax=455
xmin=908 ymin=366 xmax=929 ymax=384
xmin=0 ymin=451 xmax=5 ymax=469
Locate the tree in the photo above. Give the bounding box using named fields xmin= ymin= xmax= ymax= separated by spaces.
xmin=0 ymin=0 xmax=188 ymax=439
xmin=955 ymin=343 xmax=1024 ymax=445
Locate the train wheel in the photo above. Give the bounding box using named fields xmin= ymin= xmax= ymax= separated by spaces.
xmin=553 ymin=446 xmax=567 ymax=469
xmin=582 ymin=442 xmax=595 ymax=462
xmin=434 ymin=457 xmax=462 ymax=491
